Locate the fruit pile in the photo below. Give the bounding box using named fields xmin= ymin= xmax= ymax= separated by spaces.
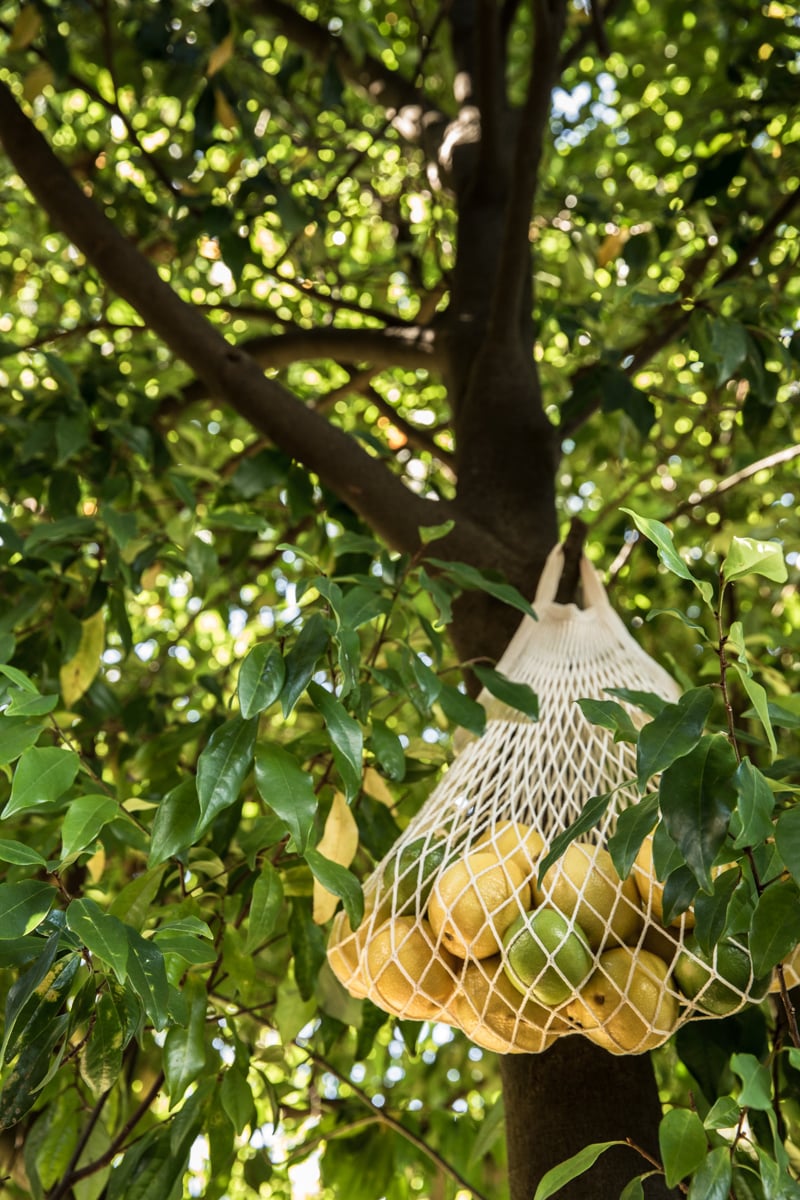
xmin=327 ymin=819 xmax=773 ymax=1055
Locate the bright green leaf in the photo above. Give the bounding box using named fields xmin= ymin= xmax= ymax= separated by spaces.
xmin=621 ymin=510 xmax=714 ymax=605
xmin=254 ymin=744 xmax=316 ymax=853
xmin=308 ymin=682 xmax=363 ymax=802
xmin=731 ymin=1052 xmax=772 ymax=1110
xmin=723 ymin=537 xmax=787 ymax=585
xmin=245 ymin=860 xmax=284 ymax=953
xmin=60 ymin=794 xmax=121 ymax=860
xmin=750 ymin=877 xmax=800 ymax=977
xmin=66 ymin=898 xmax=129 ymax=982
xmin=473 ymin=664 xmax=539 ymax=720
xmin=237 ymin=643 xmax=285 ymax=719
xmin=2 ymin=746 xmax=80 ymax=818
xmin=636 ymin=687 xmax=713 ymax=789
xmin=164 ymin=976 xmax=207 ymax=1104
xmin=658 ymin=1108 xmax=707 ymax=1188
xmin=533 ymin=1140 xmax=626 ymax=1200
xmin=305 ymin=847 xmax=363 ymax=929
xmin=195 ymin=716 xmax=257 ymax=835
xmin=686 ymin=1146 xmax=732 ymax=1200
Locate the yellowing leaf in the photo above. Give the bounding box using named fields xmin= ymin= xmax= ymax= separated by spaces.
xmin=9 ymin=5 xmax=41 ymax=50
xmin=214 ymin=87 xmax=237 ymax=131
xmin=207 ymin=32 xmax=235 ymax=76
xmin=312 ymin=792 xmax=359 ymax=924
xmin=22 ymin=63 xmax=53 ymax=102
xmin=363 ymin=766 xmax=394 ymax=807
xmin=597 ymin=228 xmax=629 ymax=267
xmin=60 ymin=610 xmax=105 ymax=708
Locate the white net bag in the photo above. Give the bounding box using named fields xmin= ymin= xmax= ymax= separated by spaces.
xmin=327 ymin=546 xmax=773 ymax=1054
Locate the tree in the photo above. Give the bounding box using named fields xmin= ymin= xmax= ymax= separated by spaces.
xmin=0 ymin=0 xmax=798 ymax=1197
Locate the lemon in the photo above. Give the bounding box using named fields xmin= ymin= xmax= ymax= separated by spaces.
xmin=674 ymin=935 xmax=771 ymax=1016
xmin=452 ymin=956 xmax=571 ymax=1053
xmin=536 ymin=842 xmax=643 ymax=951
xmin=474 ymin=821 xmax=544 ymax=878
xmin=382 ymin=837 xmax=449 ymax=914
xmin=632 ymin=832 xmax=696 ymax=930
xmin=366 ymin=917 xmax=457 ymax=1020
xmin=566 ymin=947 xmax=678 ymax=1054
xmin=503 ymin=908 xmax=592 ymax=1006
xmin=327 ymin=906 xmax=372 ymax=998
xmin=429 ymin=850 xmax=531 ymax=959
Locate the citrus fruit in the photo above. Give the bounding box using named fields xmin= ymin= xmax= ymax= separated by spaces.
xmin=503 ymin=907 xmax=592 ymax=1006
xmin=365 ymin=917 xmax=457 ymax=1019
xmin=452 ymin=956 xmax=571 ymax=1053
xmin=566 ymin=947 xmax=678 ymax=1054
xmin=327 ymin=906 xmax=372 ymax=998
xmin=382 ymin=836 xmax=449 ymax=913
xmin=474 ymin=821 xmax=544 ymax=878
xmin=631 ymin=832 xmax=695 ymax=929
xmin=429 ymin=850 xmax=531 ymax=959
xmin=674 ymin=935 xmax=771 ymax=1016
xmin=536 ymin=842 xmax=643 ymax=950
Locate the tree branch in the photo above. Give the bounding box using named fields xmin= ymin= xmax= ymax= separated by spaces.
xmin=0 ymin=78 xmax=483 ymax=558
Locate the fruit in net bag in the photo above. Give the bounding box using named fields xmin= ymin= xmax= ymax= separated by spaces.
xmin=452 ymin=956 xmax=572 ymax=1053
xmin=674 ymin=935 xmax=771 ymax=1016
xmin=428 ymin=849 xmax=531 ymax=959
xmin=474 ymin=820 xmax=545 ymax=877
xmin=502 ymin=907 xmax=593 ymax=1006
xmin=536 ymin=842 xmax=644 ymax=951
xmin=566 ymin=947 xmax=679 ymax=1054
xmin=365 ymin=917 xmax=458 ymax=1020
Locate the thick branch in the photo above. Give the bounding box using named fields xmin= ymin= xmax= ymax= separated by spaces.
xmin=0 ymin=79 xmax=478 ymax=557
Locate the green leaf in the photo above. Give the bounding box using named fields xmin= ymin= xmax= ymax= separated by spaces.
xmin=750 ymin=877 xmax=800 ymax=977
xmin=693 ymin=867 xmax=741 ymax=955
xmin=0 ymin=663 xmax=38 ymax=692
xmin=5 ymin=691 xmax=59 ymax=717
xmin=152 ymin=932 xmax=216 ymax=965
xmin=619 ymin=1179 xmax=645 ymax=1200
xmin=0 ymin=881 xmax=55 ymax=939
xmin=280 ymin=614 xmax=330 ymax=716
xmin=148 ymin=779 xmax=200 ymax=865
xmin=237 ymin=644 xmax=285 ymax=719
xmin=731 ymin=1052 xmax=772 ymax=1110
xmin=703 ymin=1096 xmax=741 ymax=1130
xmin=605 ymin=688 xmax=669 ymax=718
xmin=195 ymin=716 xmax=257 ymax=835
xmin=733 ymin=760 xmax=775 ymax=848
xmin=66 ymin=898 xmax=129 ymax=982
xmin=686 ymin=1147 xmax=733 ymax=1200
xmin=0 ymin=839 xmax=48 ymax=867
xmin=710 ymin=317 xmax=749 ymax=385
xmin=662 ymin=865 xmax=701 ymax=926
xmin=659 ymin=735 xmax=738 ymax=891
xmin=607 ymin=794 xmax=659 ymax=880
xmin=636 ymin=688 xmax=713 ymax=789
xmin=220 ymin=1065 xmax=255 ymax=1134
xmin=732 ymin=666 xmax=777 ymax=759
xmin=288 ymin=900 xmax=327 ymax=1001
xmin=80 ymin=991 xmax=124 ymax=1096
xmin=723 ymin=537 xmax=787 ymax=585
xmin=658 ymin=1108 xmax=707 ymax=1188
xmin=109 ymin=865 xmax=166 ymax=930
xmin=1 ymin=940 xmax=73 ymax=1063
xmin=2 ymin=746 xmax=80 ymax=818
xmin=468 ymin=1095 xmax=506 ymax=1167
xmin=438 ymin=682 xmax=486 ymax=736
xmin=418 ymin=519 xmax=455 ymax=544
xmin=60 ymin=794 xmax=121 ymax=860
xmin=620 ymin=510 xmax=713 ymax=604
xmin=337 ymin=586 xmax=390 ymax=630
xmin=473 ymin=665 xmax=539 ymax=719
xmin=305 ymin=847 xmax=363 ymax=929
xmin=537 ymin=792 xmax=614 ymax=884
xmin=245 ymin=861 xmax=284 ymax=952
xmin=164 ymin=976 xmax=207 ymax=1104
xmin=577 ymin=698 xmax=638 ymax=742
xmin=0 ymin=717 xmax=43 ymax=766
xmin=533 ymin=1141 xmax=626 ymax=1200
xmin=776 ymin=806 xmax=800 ymax=885
xmin=369 ymin=720 xmax=406 ymax=782
xmin=254 ymin=744 xmax=317 ymax=852
xmin=308 ymin=682 xmax=363 ymax=802
xmin=425 ymin=558 xmax=536 ymax=618
xmin=125 ymin=928 xmax=169 ymax=1031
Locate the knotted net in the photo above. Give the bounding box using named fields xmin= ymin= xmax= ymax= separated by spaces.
xmin=327 ymin=546 xmax=771 ymax=1054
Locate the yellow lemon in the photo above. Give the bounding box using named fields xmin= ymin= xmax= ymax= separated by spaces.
xmin=327 ymin=906 xmax=372 ymax=998
xmin=366 ymin=917 xmax=457 ymax=1020
xmin=536 ymin=842 xmax=643 ymax=951
xmin=632 ymin=833 xmax=696 ymax=930
xmin=474 ymin=821 xmax=544 ymax=879
xmin=452 ymin=956 xmax=571 ymax=1053
xmin=429 ymin=850 xmax=531 ymax=959
xmin=566 ymin=947 xmax=678 ymax=1055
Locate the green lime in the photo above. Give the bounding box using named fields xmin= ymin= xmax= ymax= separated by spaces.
xmin=382 ymin=837 xmax=448 ymax=913
xmin=674 ymin=935 xmax=771 ymax=1016
xmin=502 ymin=907 xmax=593 ymax=1006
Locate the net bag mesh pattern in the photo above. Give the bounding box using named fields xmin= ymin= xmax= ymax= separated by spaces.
xmin=327 ymin=547 xmax=771 ymax=1055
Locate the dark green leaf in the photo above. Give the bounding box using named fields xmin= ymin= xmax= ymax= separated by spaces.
xmin=220 ymin=1065 xmax=255 ymax=1134
xmin=694 ymin=867 xmax=741 ymax=954
xmin=196 ymin=716 xmax=257 ymax=835
xmin=607 ymin=794 xmax=659 ymax=880
xmin=237 ymin=644 xmax=285 ymax=719
xmin=254 ymin=744 xmax=317 ymax=852
xmin=686 ymin=1147 xmax=732 ymax=1200
xmin=149 ymin=779 xmax=200 ymax=865
xmin=537 ymin=793 xmax=614 ymax=884
xmin=731 ymin=1052 xmax=772 ymax=1110
xmin=533 ymin=1141 xmax=626 ymax=1200
xmin=280 ymin=614 xmax=330 ymax=716
xmin=577 ymin=698 xmax=638 ymax=742
xmin=4 ymin=691 xmax=59 ymax=717
xmin=80 ymin=991 xmax=124 ymax=1096
xmin=473 ymin=665 xmax=539 ymax=719
xmin=734 ymin=760 xmax=775 ymax=848
xmin=164 ymin=976 xmax=207 ymax=1103
xmin=288 ymin=900 xmax=327 ymax=1001
xmin=0 ymin=718 xmax=43 ymax=767
xmin=245 ymin=861 xmax=284 ymax=952
xmin=369 ymin=720 xmax=406 ymax=782
xmin=0 ymin=881 xmax=55 ymax=940
xmin=126 ymin=928 xmax=169 ymax=1031
xmin=662 ymin=865 xmax=700 ymax=926
xmin=636 ymin=688 xmax=713 ymax=789
xmin=658 ymin=1108 xmax=707 ymax=1188
xmin=750 ymin=878 xmax=800 ymax=977
xmin=66 ymin=898 xmax=129 ymax=981
xmin=0 ymin=839 xmax=47 ymax=867
xmin=438 ymin=682 xmax=486 ymax=737
xmin=776 ymin=807 xmax=800 ymax=886
xmin=2 ymin=746 xmax=80 ymax=818
xmin=703 ymin=1097 xmax=741 ymax=1130
xmin=308 ymin=682 xmax=363 ymax=802
xmin=1 ymin=936 xmax=64 ymax=1062
xmin=424 ymin=558 xmax=536 ymax=618
xmin=305 ymin=847 xmax=363 ymax=929
xmin=619 ymin=1178 xmax=645 ymax=1200
xmin=660 ymin=735 xmax=738 ymax=891
xmin=710 ymin=317 xmax=749 ymax=385
xmin=605 ymin=688 xmax=669 ymax=718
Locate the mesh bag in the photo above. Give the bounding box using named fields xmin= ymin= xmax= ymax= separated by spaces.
xmin=327 ymin=546 xmax=772 ymax=1054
